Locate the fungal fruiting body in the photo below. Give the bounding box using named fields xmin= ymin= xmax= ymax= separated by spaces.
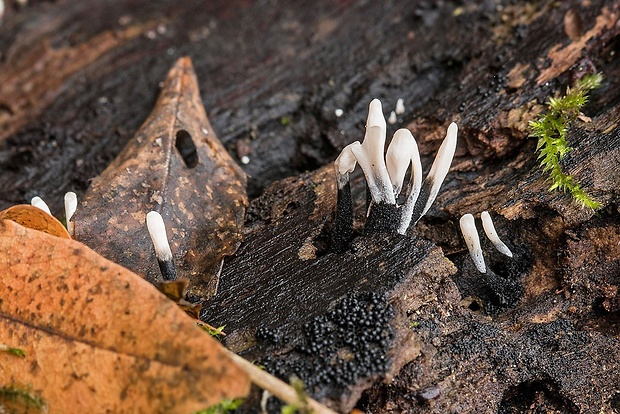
xmin=408 ymin=122 xmax=458 ymax=227
xmin=332 ymin=143 xmax=358 ymax=251
xmin=31 ymin=196 xmax=51 ymax=214
xmin=481 ymin=211 xmax=513 ymax=258
xmin=386 ymin=129 xmax=423 ymax=235
xmin=459 ymin=213 xmax=486 ymax=273
xmin=460 ymin=211 xmax=514 ymax=273
xmin=146 ymin=211 xmax=177 ymax=281
xmin=64 ymin=192 xmax=77 ymax=236
xmin=332 ymin=98 xmax=458 ymax=243
xmin=395 ymin=98 xmax=405 ymax=115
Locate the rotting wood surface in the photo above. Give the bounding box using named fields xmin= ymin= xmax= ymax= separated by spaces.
xmin=1 ymin=0 xmax=620 ymax=413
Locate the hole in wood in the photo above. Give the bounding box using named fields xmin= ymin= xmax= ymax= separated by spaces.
xmin=175 ymin=130 xmax=198 ymax=168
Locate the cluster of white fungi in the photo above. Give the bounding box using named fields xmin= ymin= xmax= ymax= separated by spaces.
xmin=332 ymin=99 xmax=458 ymax=250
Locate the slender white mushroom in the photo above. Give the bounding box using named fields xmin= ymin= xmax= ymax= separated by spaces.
xmin=334 ymin=142 xmax=359 ymax=190
xmin=146 ymin=211 xmax=177 ymax=281
xmin=408 ymin=122 xmax=458 ymax=226
xmin=64 ymin=192 xmax=77 ymax=236
xmin=459 ymin=213 xmax=486 ymax=273
xmin=481 ymin=211 xmax=513 ymax=258
xmin=30 ymin=196 xmax=51 ymax=215
xmin=385 ymin=128 xmax=414 ymax=196
xmin=395 ymin=98 xmax=405 ymax=115
xmin=350 ymin=126 xmax=395 ymax=205
xmin=388 ymin=111 xmax=397 ymax=125
xmin=366 ymin=98 xmax=386 ymax=135
xmin=385 ymin=129 xmax=423 ymax=235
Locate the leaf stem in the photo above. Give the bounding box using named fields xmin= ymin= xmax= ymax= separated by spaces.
xmin=226 ymin=350 xmax=338 ymax=414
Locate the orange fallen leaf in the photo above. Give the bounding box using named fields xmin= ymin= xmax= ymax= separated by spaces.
xmin=0 ymin=219 xmax=249 ymax=413
xmin=74 ymin=56 xmax=247 ymax=302
xmin=0 ymin=205 xmax=70 ymax=239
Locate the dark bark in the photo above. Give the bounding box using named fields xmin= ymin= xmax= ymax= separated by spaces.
xmin=1 ymin=0 xmax=620 ymax=413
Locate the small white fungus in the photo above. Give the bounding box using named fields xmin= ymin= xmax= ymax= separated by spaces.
xmin=459 ymin=213 xmax=486 ymax=273
xmin=388 ymin=111 xmax=397 ymax=125
xmin=31 ymin=196 xmax=51 ymax=215
xmin=64 ymin=192 xmax=78 ymax=236
xmin=146 ymin=211 xmax=173 ymax=262
xmin=481 ymin=211 xmax=513 ymax=258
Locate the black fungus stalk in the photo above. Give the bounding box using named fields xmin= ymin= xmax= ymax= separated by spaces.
xmin=332 ymin=170 xmax=354 ymax=252
xmin=146 ymin=211 xmax=178 ymax=281
xmin=364 ymin=202 xmax=400 ymax=234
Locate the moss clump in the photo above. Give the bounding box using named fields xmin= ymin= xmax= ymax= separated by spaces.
xmin=194 ymin=398 xmax=244 ymax=414
xmin=529 ymin=73 xmax=603 ymax=209
xmin=0 ymin=384 xmax=46 ymax=413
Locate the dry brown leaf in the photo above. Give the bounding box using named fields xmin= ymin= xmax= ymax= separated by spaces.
xmin=74 ymin=57 xmax=247 ymax=301
xmin=0 ymin=204 xmax=70 ymax=239
xmin=0 ymin=219 xmax=249 ymax=413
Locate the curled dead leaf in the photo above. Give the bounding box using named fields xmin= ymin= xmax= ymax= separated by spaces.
xmin=73 ymin=57 xmax=247 ymax=301
xmin=0 ymin=205 xmax=70 ymax=239
xmin=0 ymin=219 xmax=249 ymax=413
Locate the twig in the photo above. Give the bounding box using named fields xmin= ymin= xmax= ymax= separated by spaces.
xmin=226 ymin=350 xmax=339 ymax=414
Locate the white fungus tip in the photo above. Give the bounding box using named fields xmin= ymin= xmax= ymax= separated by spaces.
xmin=394 ymin=129 xmax=423 ymax=234
xmin=240 ymin=155 xmax=250 ymax=165
xmin=64 ymin=192 xmax=77 ymax=221
xmin=420 ymin=122 xmax=458 ymax=217
xmin=64 ymin=192 xmax=77 ymax=236
xmin=351 ymin=128 xmax=395 ymax=205
xmin=395 ymin=98 xmax=405 ymax=115
xmin=386 ymin=129 xmax=416 ymax=196
xmin=335 ymin=142 xmax=360 ymax=176
xmin=388 ymin=111 xmax=397 ymax=125
xmin=146 ymin=211 xmax=173 ymax=261
xmin=481 ymin=211 xmax=513 ymax=258
xmin=31 ymin=196 xmax=51 ymax=215
xmin=366 ymin=99 xmax=386 ymax=132
xmin=335 ymin=108 xmax=344 ymax=117
xmin=459 ymin=213 xmax=486 ymax=273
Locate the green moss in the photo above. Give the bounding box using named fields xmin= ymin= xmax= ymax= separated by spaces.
xmin=281 ymin=377 xmax=312 ymax=414
xmin=0 ymin=384 xmax=46 ymax=413
xmin=529 ymin=73 xmax=603 ymax=209
xmin=194 ymin=398 xmax=244 ymax=414
xmin=196 ymin=322 xmax=226 ymax=338
xmin=0 ymin=344 xmax=26 ymax=358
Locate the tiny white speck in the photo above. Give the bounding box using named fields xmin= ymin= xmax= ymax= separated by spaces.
xmin=388 ymin=111 xmax=397 ymax=125
xmin=201 ymin=127 xmax=209 ymax=135
xmin=156 ymin=24 xmax=167 ymax=35
xmin=146 ymin=30 xmax=156 ymax=39
xmin=241 ymin=156 xmax=250 ymax=165
xmin=335 ymin=108 xmax=344 ymax=117
xmin=166 ymin=48 xmax=175 ymax=55
xmin=118 ymin=15 xmax=132 ymax=26
xmin=395 ymin=98 xmax=405 ymax=115
xmin=154 ymin=137 xmax=162 ymax=147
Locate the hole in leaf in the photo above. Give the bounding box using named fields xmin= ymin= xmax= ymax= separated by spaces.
xmin=175 ymin=130 xmax=198 ymax=168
